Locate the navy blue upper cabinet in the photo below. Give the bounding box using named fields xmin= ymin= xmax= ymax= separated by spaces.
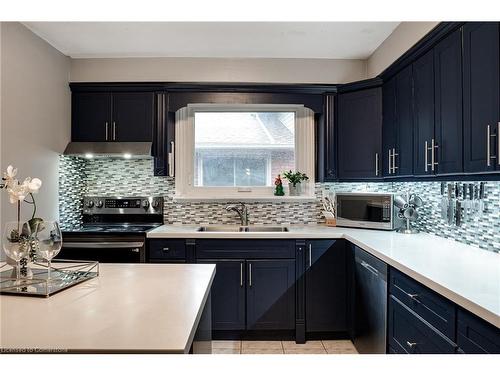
xmin=112 ymin=92 xmax=154 ymax=142
xmin=72 ymin=91 xmax=154 ymax=143
xmin=382 ymin=78 xmax=397 ymax=177
xmin=338 ymin=88 xmax=383 ymax=180
xmin=305 ymin=240 xmax=347 ymax=333
xmin=413 ymin=50 xmax=436 ymax=175
xmin=434 ymin=29 xmax=463 ymax=175
xmin=463 ymin=22 xmax=500 ymax=173
xmin=72 ymin=92 xmax=112 ymax=142
xmin=198 ymin=260 xmax=246 ymax=331
xmin=413 ymin=29 xmax=463 ymax=176
xmin=247 ymin=259 xmax=295 ymax=330
xmin=382 ymin=66 xmax=414 ymax=177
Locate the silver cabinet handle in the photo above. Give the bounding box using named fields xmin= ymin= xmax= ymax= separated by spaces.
xmin=425 ymin=140 xmax=429 ymax=172
xmin=431 ymin=138 xmax=438 ymax=171
xmin=375 ymin=152 xmax=379 ymax=176
xmin=388 ymin=149 xmax=392 ymax=174
xmin=308 ymin=244 xmax=312 ymax=268
xmin=105 ymin=122 xmax=109 ymax=141
xmin=392 ymin=148 xmax=398 ymax=173
xmin=248 ymin=263 xmax=252 ymax=287
xmin=162 ymin=247 xmax=170 ymax=252
xmin=168 ymin=141 xmax=175 ymax=177
xmin=406 ymin=341 xmax=417 ymax=349
xmin=487 ymin=125 xmax=491 ymax=167
xmin=112 ymin=121 xmax=116 ymax=141
xmin=131 ymin=248 xmax=139 ymax=253
xmin=240 ymin=263 xmax=243 ymax=287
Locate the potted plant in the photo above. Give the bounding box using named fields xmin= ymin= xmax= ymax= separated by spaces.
xmin=282 ymin=170 xmax=309 ymax=196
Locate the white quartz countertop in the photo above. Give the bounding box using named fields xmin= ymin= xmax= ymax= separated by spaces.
xmin=0 ymin=263 xmax=216 ymax=353
xmin=148 ymin=225 xmax=500 ymax=328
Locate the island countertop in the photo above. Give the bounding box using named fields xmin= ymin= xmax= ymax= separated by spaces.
xmin=147 ymin=224 xmax=500 ymax=329
xmin=0 ymin=263 xmax=216 ymax=353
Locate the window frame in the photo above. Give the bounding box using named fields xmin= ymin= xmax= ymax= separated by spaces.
xmin=175 ymin=103 xmax=315 ymax=200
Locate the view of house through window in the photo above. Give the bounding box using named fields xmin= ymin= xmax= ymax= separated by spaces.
xmin=194 ymin=112 xmax=295 ymax=187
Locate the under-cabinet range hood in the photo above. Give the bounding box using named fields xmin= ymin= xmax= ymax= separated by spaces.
xmin=63 ymin=142 xmax=152 ymax=159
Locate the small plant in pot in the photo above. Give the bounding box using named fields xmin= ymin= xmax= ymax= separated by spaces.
xmin=282 ymin=170 xmax=309 ymax=196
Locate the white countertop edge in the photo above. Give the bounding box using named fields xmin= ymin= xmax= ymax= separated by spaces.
xmin=147 ymin=225 xmax=500 ymax=329
xmin=181 ymin=264 xmax=216 ymax=354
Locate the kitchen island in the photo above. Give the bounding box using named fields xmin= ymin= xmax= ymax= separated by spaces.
xmin=0 ymin=263 xmax=215 ymax=353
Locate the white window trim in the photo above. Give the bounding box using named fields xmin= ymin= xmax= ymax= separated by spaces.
xmin=174 ymin=103 xmax=315 ymax=201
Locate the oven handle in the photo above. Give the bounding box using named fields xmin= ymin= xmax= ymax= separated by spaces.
xmin=63 ymin=242 xmax=144 ymax=249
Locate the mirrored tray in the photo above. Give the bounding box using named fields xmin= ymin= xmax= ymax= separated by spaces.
xmin=0 ymin=259 xmax=99 ymax=297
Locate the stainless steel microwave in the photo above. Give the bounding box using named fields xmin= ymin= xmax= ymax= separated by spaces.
xmin=335 ymin=192 xmax=402 ymax=230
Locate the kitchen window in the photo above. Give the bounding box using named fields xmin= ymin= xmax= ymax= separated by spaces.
xmin=175 ymin=104 xmax=315 ymax=200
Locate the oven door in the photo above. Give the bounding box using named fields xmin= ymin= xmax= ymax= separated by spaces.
xmin=58 ymin=235 xmax=146 ymax=263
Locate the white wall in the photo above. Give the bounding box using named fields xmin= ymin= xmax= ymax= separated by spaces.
xmin=70 ymin=57 xmax=367 ymax=84
xmin=366 ymin=22 xmax=439 ymax=77
xmin=0 ymin=22 xmax=70 ymax=238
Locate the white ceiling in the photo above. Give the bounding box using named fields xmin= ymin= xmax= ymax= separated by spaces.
xmin=23 ymin=22 xmax=399 ymax=59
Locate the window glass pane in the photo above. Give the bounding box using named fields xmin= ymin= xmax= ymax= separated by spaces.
xmin=194 ymin=112 xmax=295 ymax=187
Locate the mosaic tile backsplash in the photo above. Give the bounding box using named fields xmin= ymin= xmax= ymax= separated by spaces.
xmin=59 ymin=156 xmax=500 ymax=252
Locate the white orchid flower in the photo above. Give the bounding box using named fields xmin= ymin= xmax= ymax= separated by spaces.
xmin=6 ymin=181 xmax=29 ymax=203
xmin=27 ymin=177 xmax=42 ymax=193
xmin=4 ymin=165 xmax=17 ymax=179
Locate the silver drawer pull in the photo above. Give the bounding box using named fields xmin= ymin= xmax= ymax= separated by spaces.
xmin=407 ymin=293 xmax=420 ymax=302
xmin=131 ymin=248 xmax=139 ymax=253
xmin=406 ymin=341 xmax=417 ymax=349
xmin=162 ymin=247 xmax=170 ymax=252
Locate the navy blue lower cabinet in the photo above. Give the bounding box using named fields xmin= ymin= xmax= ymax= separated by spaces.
xmin=388 ymin=295 xmax=457 ymax=354
xmin=246 ymin=259 xmax=295 ymax=330
xmin=198 ymin=260 xmax=246 ymax=331
xmin=457 ymin=308 xmax=500 ymax=353
xmin=305 ymin=240 xmax=347 ymax=333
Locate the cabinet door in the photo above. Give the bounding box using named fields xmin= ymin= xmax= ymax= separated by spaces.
xmin=338 ymin=88 xmax=383 ymax=179
xmin=198 ymin=260 xmax=246 ymax=330
xmin=112 ymin=92 xmax=154 ymax=142
xmin=382 ymin=77 xmax=397 ymax=177
xmin=434 ymin=29 xmax=463 ymax=175
xmin=317 ymin=94 xmax=336 ymax=181
xmin=463 ymin=22 xmax=500 ymax=173
xmin=305 ymin=240 xmax=347 ymax=333
xmin=71 ymin=92 xmax=112 ymax=142
xmin=395 ymin=65 xmax=414 ymax=177
xmin=413 ymin=49 xmax=435 ymax=175
xmin=247 ymin=259 xmax=295 ymax=330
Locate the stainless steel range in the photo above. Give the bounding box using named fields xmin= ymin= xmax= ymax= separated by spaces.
xmin=58 ymin=196 xmax=164 ymax=263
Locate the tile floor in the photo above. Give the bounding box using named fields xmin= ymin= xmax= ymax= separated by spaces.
xmin=212 ymin=340 xmax=358 ymax=354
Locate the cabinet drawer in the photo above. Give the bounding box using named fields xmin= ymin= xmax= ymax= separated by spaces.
xmin=457 ymin=308 xmax=500 ymax=353
xmin=388 ymin=296 xmax=457 ymax=354
xmin=390 ymin=268 xmax=455 ymax=340
xmin=196 ymin=239 xmax=295 ymax=259
xmin=148 ymin=239 xmax=186 ymax=260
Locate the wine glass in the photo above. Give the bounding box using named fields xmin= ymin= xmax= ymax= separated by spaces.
xmin=3 ymin=221 xmax=31 ymax=282
xmin=34 ymin=221 xmax=62 ymax=280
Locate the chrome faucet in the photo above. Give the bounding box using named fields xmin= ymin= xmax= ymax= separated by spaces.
xmin=226 ymin=202 xmax=249 ymax=226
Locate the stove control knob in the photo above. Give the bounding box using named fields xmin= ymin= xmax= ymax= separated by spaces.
xmin=96 ymin=200 xmax=104 ymax=208
xmin=152 ymin=199 xmax=161 ymax=209
xmin=86 ymin=200 xmax=94 ymax=208
xmin=142 ymin=200 xmax=150 ymax=209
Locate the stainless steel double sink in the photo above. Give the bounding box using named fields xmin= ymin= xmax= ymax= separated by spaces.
xmin=197 ymin=225 xmax=289 ymax=233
